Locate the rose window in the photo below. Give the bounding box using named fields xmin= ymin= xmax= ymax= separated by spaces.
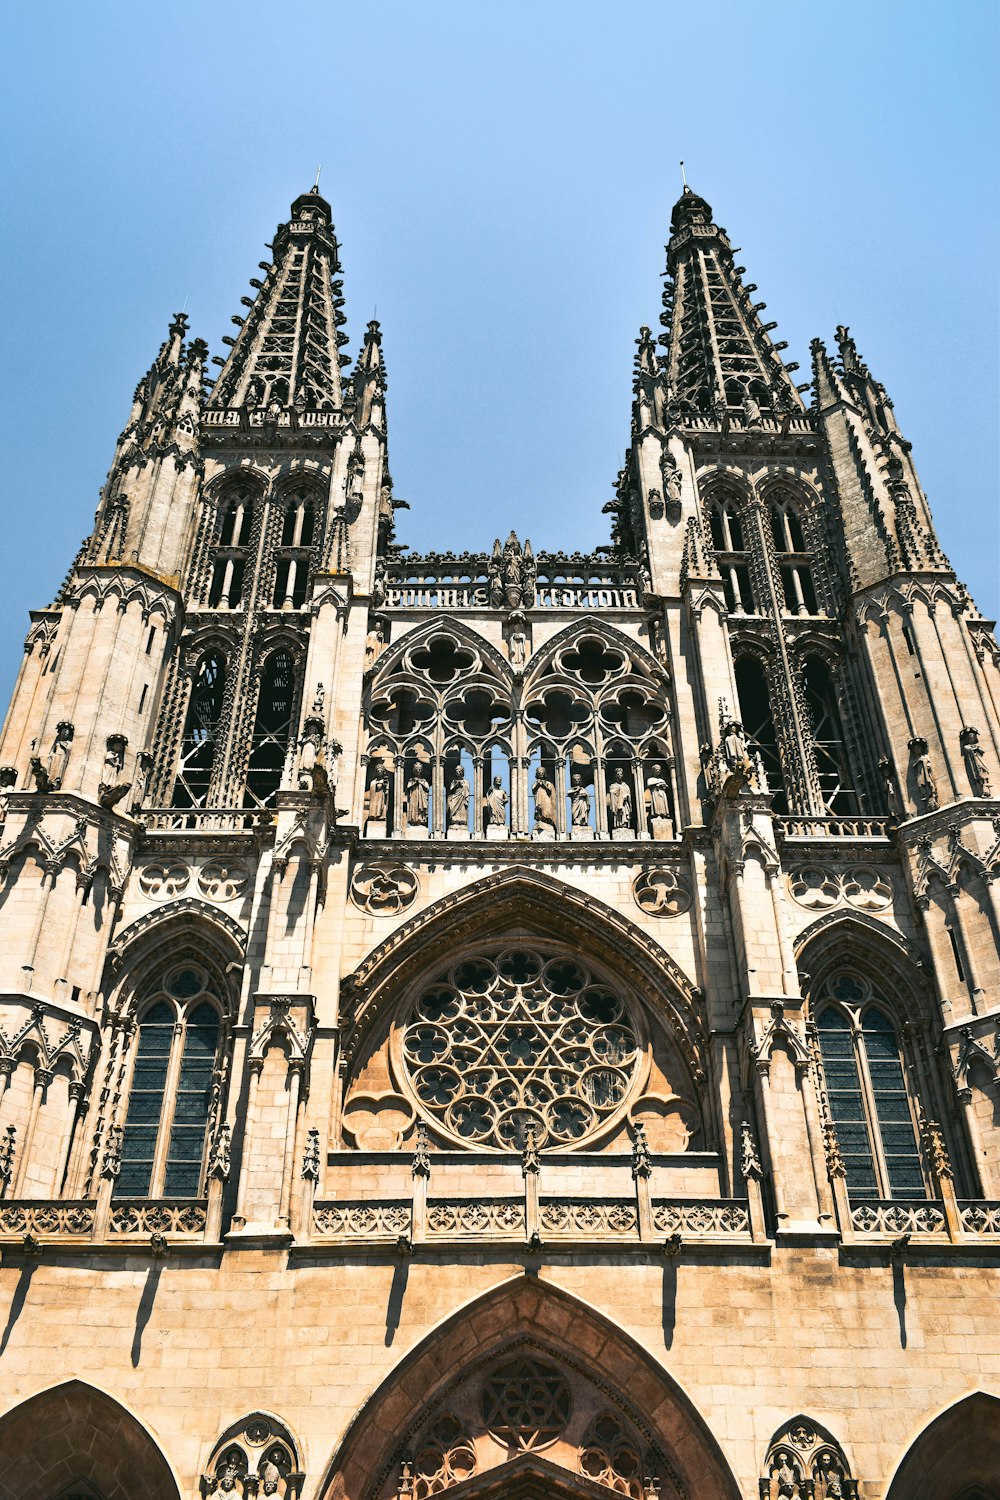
xmin=398 ymin=948 xmax=644 ymax=1151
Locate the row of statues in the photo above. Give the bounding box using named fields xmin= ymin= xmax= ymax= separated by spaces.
xmin=366 ymin=761 xmax=672 ymax=833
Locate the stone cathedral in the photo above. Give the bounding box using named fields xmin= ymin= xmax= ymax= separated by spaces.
xmin=0 ymin=181 xmax=998 ymax=1500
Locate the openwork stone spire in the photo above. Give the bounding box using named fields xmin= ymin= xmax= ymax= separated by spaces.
xmin=209 ymin=185 xmax=349 ymax=411
xmin=659 ymin=186 xmax=803 ymax=415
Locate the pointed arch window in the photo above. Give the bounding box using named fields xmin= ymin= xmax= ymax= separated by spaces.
xmin=117 ymin=968 xmax=222 ymax=1198
xmin=816 ymin=977 xmax=924 ymax=1200
xmin=244 ymin=649 xmax=297 ymax=806
xmin=707 ymin=494 xmax=755 ymax=613
xmin=273 ymin=486 xmax=318 ymax=609
xmin=209 ymin=484 xmax=254 ymax=608
xmin=172 ymin=651 xmax=226 ymax=808
xmin=734 ymin=655 xmax=785 ymax=811
xmin=802 ymin=657 xmax=858 ymax=813
xmin=769 ymin=495 xmax=819 ymax=614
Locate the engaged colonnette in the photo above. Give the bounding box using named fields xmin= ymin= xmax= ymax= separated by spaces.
xmin=0 ymin=183 xmax=997 ymax=1500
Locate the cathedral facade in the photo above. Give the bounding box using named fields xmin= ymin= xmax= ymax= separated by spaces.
xmin=0 ymin=183 xmax=997 ymax=1500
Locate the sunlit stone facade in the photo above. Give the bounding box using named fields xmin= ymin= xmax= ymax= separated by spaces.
xmin=0 ymin=184 xmax=998 ymax=1500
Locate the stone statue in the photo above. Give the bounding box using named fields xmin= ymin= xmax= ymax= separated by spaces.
xmin=570 ymin=772 xmax=591 ymax=827
xmin=365 ymin=618 xmax=387 ymax=669
xmin=258 ymin=1460 xmax=282 ymax=1496
xmin=878 ymin=756 xmax=901 ymax=820
xmin=405 ymin=768 xmax=429 ymax=826
xmin=508 ymin=622 xmax=528 ymax=667
xmin=446 ymin=767 xmax=469 ymax=828
xmin=484 ymin=775 xmax=508 ymax=827
xmin=31 ymin=721 xmax=74 ymax=793
xmin=531 ymin=770 xmax=556 ymax=831
xmin=487 ymin=540 xmax=504 ymax=608
xmin=816 ymin=1454 xmax=844 ymax=1499
xmin=961 ymin=725 xmax=992 ymax=798
xmin=722 ymin=719 xmax=752 ymax=778
xmin=0 ymin=765 xmax=16 ymax=824
xmin=208 ymin=1459 xmax=244 ymax=1497
xmin=645 ymin=763 xmax=671 ymax=820
xmin=909 ymin=736 xmax=939 ymax=813
xmin=773 ymin=1452 xmax=800 ymax=1500
xmin=367 ymin=770 xmax=389 ymax=823
xmin=372 ymin=558 xmax=387 ymax=609
xmin=607 ymin=767 xmax=633 ymax=830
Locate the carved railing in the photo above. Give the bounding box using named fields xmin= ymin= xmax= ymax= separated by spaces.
xmin=202 ymin=408 xmax=341 ymax=431
xmin=0 ymin=1200 xmax=96 ymax=1238
xmin=311 ymin=1196 xmax=753 ymax=1243
xmin=958 ymin=1201 xmax=1000 ymax=1236
xmin=108 ymin=1199 xmax=208 ymax=1237
xmin=776 ymin=815 xmax=891 ymax=840
xmin=426 ymin=1199 xmax=525 ymax=1236
xmin=849 ymin=1200 xmax=947 ymax=1237
xmin=313 ymin=1201 xmax=411 ymax=1238
xmin=651 ymin=1199 xmax=752 ymax=1235
xmin=142 ymin=807 xmax=266 ymax=833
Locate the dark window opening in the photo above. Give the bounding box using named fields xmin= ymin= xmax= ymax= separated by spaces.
xmin=244 ymin=650 xmax=296 ymax=807
xmin=172 ymin=652 xmax=226 ymax=808
xmin=735 ymin=656 xmax=786 ymax=811
xmin=802 ymin=657 xmax=858 ymax=814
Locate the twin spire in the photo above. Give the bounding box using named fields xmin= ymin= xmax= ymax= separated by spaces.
xmin=208 ymin=185 xmax=351 ymax=412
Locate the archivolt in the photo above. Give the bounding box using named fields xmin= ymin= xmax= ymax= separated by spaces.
xmin=340 ymin=865 xmax=707 ymax=1089
xmin=316 ymin=1276 xmax=741 ymax=1500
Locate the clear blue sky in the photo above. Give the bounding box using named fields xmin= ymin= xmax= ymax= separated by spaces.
xmin=1 ymin=1 xmax=997 ymax=708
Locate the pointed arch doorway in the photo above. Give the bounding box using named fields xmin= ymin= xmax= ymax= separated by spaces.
xmin=317 ymin=1277 xmax=741 ymax=1500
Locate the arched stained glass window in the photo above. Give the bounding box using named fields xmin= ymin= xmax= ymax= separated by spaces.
xmin=816 ymin=976 xmax=924 ymax=1200
xmin=117 ymin=970 xmax=221 ymax=1198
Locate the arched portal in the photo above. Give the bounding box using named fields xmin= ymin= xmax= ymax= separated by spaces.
xmin=0 ymin=1380 xmax=181 ymax=1500
xmin=317 ymin=1277 xmax=741 ymax=1500
xmin=885 ymin=1392 xmax=1000 ymax=1500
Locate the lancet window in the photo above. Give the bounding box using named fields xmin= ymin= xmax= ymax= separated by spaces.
xmin=815 ymin=975 xmax=925 ymax=1200
xmin=116 ymin=965 xmax=223 ymax=1198
xmin=769 ymin=493 xmax=819 ymax=615
xmin=707 ymin=492 xmax=755 ymax=614
xmin=802 ymin=657 xmax=858 ymax=813
xmin=734 ymin=655 xmax=786 ymax=812
xmin=209 ymin=483 xmax=255 ymax=608
xmin=171 ymin=650 xmax=227 ymax=808
xmin=362 ymin=628 xmax=675 ymax=841
xmin=272 ymin=485 xmax=318 ymax=609
xmin=244 ymin=648 xmax=298 ymax=807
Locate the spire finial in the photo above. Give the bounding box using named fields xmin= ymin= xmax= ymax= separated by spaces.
xmin=679 ymin=159 xmax=688 ymax=190
xmin=313 ymin=164 xmax=322 ymax=192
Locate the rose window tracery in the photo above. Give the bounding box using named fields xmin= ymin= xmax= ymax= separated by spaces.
xmin=398 ymin=949 xmax=644 ymax=1151
xmin=481 ymin=1357 xmax=571 ymax=1449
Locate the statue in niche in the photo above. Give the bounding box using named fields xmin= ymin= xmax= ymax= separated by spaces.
xmin=258 ymin=1460 xmax=282 ymax=1496
xmin=772 ymin=1451 xmax=801 ymax=1500
xmin=531 ymin=769 xmax=556 ymax=831
xmin=484 ymin=775 xmax=508 ymax=827
xmin=961 ymin=725 xmax=992 ymax=798
xmin=207 ymin=1459 xmax=245 ymax=1497
xmin=570 ymin=772 xmax=592 ymax=827
xmin=487 ymin=541 xmax=504 ymax=608
xmin=446 ymin=767 xmax=470 ymax=828
xmin=815 ymin=1454 xmax=844 ymax=1499
xmin=367 ymin=769 xmax=390 ymax=824
xmin=645 ymin=762 xmax=671 ymax=822
xmin=661 ymin=452 xmax=684 ymax=521
xmin=30 ymin=721 xmax=74 ymax=793
xmin=508 ymin=618 xmax=528 ymax=667
xmin=878 ymin=757 xmax=902 ymax=820
xmin=909 ymin=736 xmax=939 ymax=813
xmin=607 ymin=767 xmax=633 ymax=830
xmin=372 ymin=557 xmax=387 ymax=609
xmin=365 ymin=617 xmax=388 ymax=669
xmin=405 ymin=767 xmax=429 ymax=827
